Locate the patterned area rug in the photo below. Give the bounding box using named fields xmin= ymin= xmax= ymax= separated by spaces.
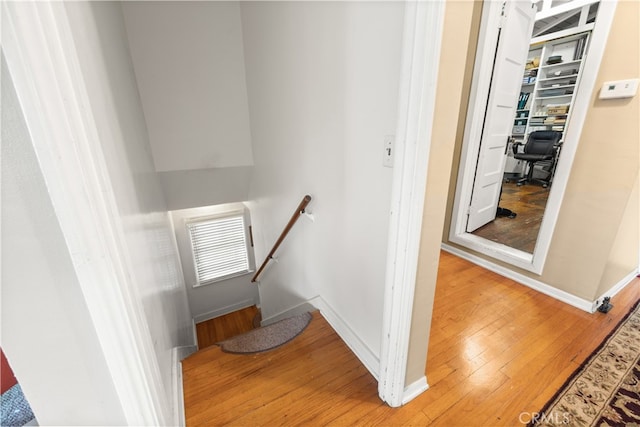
xmin=530 ymin=300 xmax=640 ymax=426
xmin=1 ymin=350 xmax=36 ymax=426
xmin=217 ymin=312 xmax=312 ymax=354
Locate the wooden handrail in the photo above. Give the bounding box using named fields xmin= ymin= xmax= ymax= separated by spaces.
xmin=251 ymin=195 xmax=312 ymax=283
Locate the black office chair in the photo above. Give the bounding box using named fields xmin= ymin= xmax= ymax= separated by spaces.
xmin=513 ymin=130 xmax=562 ymax=188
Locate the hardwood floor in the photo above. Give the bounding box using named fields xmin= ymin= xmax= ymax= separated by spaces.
xmin=473 ymin=181 xmax=550 ymax=253
xmin=195 ymin=305 xmax=260 ymax=350
xmin=182 ymin=251 xmax=640 ymax=426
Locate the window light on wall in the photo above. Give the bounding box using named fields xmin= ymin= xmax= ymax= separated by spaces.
xmin=187 ymin=213 xmax=251 ymax=286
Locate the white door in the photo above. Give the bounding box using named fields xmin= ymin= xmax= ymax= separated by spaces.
xmin=466 ymin=1 xmax=536 ymax=232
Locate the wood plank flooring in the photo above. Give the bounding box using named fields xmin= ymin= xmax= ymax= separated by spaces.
xmin=196 ymin=305 xmax=259 ymax=349
xmin=473 ymin=181 xmax=550 ymax=253
xmin=182 ymin=251 xmax=640 ymax=426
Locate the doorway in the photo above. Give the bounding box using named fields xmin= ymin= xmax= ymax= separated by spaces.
xmin=449 ymin=0 xmax=617 ymax=274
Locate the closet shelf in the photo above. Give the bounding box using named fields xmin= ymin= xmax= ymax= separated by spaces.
xmin=541 ymin=59 xmax=582 ymax=69
xmin=538 ymin=84 xmax=576 ymax=90
xmin=538 ymin=75 xmax=579 ymax=83
xmin=537 ymin=94 xmax=574 ymax=100
xmin=509 ymin=30 xmax=589 ymax=158
xmin=531 ymin=114 xmax=568 ymax=118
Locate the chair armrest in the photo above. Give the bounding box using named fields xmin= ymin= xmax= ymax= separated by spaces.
xmin=512 ymin=141 xmax=523 ymax=155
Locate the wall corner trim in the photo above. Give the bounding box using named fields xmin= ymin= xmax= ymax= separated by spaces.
xmin=402 ymin=376 xmax=429 ymax=406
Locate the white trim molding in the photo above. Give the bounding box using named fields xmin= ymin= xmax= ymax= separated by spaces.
xmin=443 ymin=243 xmax=638 ymax=315
xmin=2 ymin=2 xmax=169 ymax=424
xmin=445 ymin=242 xmax=640 ymax=314
xmin=172 ymin=346 xmax=196 ymax=427
xmin=193 ymin=298 xmax=257 ymax=324
xmin=310 ymin=297 xmax=381 ymax=380
xmin=402 ymin=376 xmax=429 ymax=406
xmin=256 ymin=295 xmax=381 ymax=380
xmin=260 ymin=298 xmax=319 ymax=327
xmin=379 ymin=0 xmax=446 ymax=408
xmin=592 ymin=269 xmax=640 ymax=313
xmin=442 ymin=243 xmax=594 ymax=311
xmin=535 ymin=0 xmax=600 ymax=21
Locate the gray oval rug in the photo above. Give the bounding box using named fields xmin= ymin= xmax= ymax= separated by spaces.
xmin=216 ymin=312 xmax=312 ymax=354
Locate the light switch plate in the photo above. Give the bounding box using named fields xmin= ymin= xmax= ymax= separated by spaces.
xmin=599 ymin=79 xmax=639 ymax=99
xmin=383 ymin=135 xmax=394 ymax=168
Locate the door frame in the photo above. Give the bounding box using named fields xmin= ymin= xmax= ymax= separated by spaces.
xmin=2 ymin=2 xmax=170 ymax=424
xmin=449 ymin=0 xmax=617 ymax=274
xmin=378 ymin=0 xmax=445 ymax=407
xmin=5 ymin=0 xmax=447 ymax=414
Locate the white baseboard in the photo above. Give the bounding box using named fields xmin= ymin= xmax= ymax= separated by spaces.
xmin=402 ymin=376 xmax=429 ymax=405
xmin=192 ymin=319 xmax=198 ymax=349
xmin=592 ymin=269 xmax=640 ymax=312
xmin=442 ymin=243 xmax=594 ymax=312
xmin=259 ymin=295 xmax=380 ymax=380
xmin=192 ymin=298 xmax=257 ymax=324
xmin=172 ymin=346 xmax=195 ymax=427
xmin=309 ymin=296 xmax=381 ymax=380
xmin=260 ymin=299 xmax=318 ymax=326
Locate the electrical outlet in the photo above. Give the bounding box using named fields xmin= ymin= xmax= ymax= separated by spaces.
xmin=383 ymin=135 xmax=394 ymax=168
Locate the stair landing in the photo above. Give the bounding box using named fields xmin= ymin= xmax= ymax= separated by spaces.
xmin=195 ymin=305 xmax=260 ymax=349
xmin=181 ymin=311 xmax=381 ymax=425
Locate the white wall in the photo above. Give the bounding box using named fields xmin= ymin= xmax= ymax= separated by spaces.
xmin=122 ymin=1 xmax=254 ymax=207
xmin=241 ymin=1 xmax=405 ymax=364
xmin=1 ymin=56 xmax=127 ymax=426
xmin=170 ymin=204 xmax=259 ymax=323
xmin=63 ymin=1 xmax=194 ymax=421
xmin=597 ymin=176 xmax=639 ymax=296
xmin=159 ymin=166 xmax=253 ymax=211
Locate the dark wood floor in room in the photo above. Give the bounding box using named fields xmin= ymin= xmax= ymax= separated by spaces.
xmin=182 ymin=251 xmax=640 ymax=426
xmin=473 ymin=181 xmax=550 ymax=253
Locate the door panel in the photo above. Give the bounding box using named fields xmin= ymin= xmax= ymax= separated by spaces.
xmin=467 ymin=1 xmax=536 ymax=232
